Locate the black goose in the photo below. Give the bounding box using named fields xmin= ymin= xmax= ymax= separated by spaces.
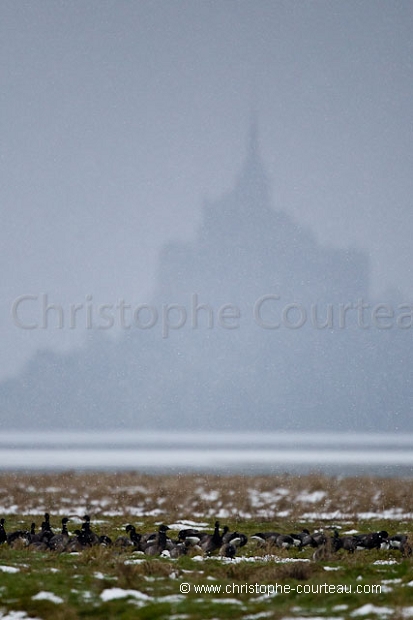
xmin=79 ymin=515 xmax=100 ymax=546
xmin=0 ymin=518 xmax=7 ymax=544
xmin=219 ymin=541 xmax=237 ymax=558
xmin=170 ymin=538 xmax=193 ymax=558
xmin=29 ymin=522 xmax=51 ymax=551
xmin=311 ymin=531 xmax=327 ymax=547
xmin=65 ymin=529 xmax=85 ymax=552
xmin=144 ymin=524 xmax=170 ymax=556
xmin=48 ymin=517 xmax=70 ymax=551
xmin=178 ymin=527 xmax=202 ymax=545
xmin=29 ymin=513 xmax=55 ymax=547
xmin=250 ymin=531 xmax=280 ymax=546
xmin=30 ymin=522 xmax=54 ymax=547
xmin=222 ymin=529 xmax=248 ymax=549
xmin=126 ymin=524 xmax=142 ymax=548
xmin=114 ymin=525 xmax=135 ymax=548
xmin=290 ymin=529 xmax=315 ymax=548
xmin=99 ymin=534 xmax=113 ymax=547
xmin=354 ymin=530 xmax=389 ymax=551
xmin=388 ymin=535 xmax=412 ymax=556
xmin=40 ymin=513 xmax=54 ymax=535
xmin=7 ymin=524 xmax=32 ymax=548
xmin=200 ymin=520 xmax=223 ymax=555
xmin=140 ymin=529 xmax=157 ymax=548
xmin=332 ymin=531 xmax=357 ymax=553
xmin=387 ymin=534 xmax=407 ymax=551
xmin=275 ymin=534 xmax=296 ymax=549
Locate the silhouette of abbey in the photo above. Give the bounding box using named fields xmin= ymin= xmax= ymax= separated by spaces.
xmin=1 ymin=121 xmax=412 ymax=431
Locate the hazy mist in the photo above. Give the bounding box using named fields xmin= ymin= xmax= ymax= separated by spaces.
xmin=1 ymin=2 xmax=412 ymax=432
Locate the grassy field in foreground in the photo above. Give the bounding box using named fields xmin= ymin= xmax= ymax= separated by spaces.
xmin=1 ymin=472 xmax=413 ymax=619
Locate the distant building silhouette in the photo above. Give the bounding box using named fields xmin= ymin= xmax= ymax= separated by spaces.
xmin=1 ymin=121 xmax=411 ymax=431
xmin=157 ymin=118 xmax=369 ymax=307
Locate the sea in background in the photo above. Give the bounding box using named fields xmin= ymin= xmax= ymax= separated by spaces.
xmin=0 ymin=431 xmax=413 ymax=477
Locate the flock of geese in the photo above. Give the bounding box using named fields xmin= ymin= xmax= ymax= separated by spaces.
xmin=0 ymin=515 xmax=411 ymax=559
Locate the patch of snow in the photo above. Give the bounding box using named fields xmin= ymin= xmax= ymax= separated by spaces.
xmin=283 ymin=617 xmax=343 ymax=620
xmin=157 ymin=595 xmax=185 ymax=603
xmin=295 ymin=491 xmax=326 ymax=503
xmin=168 ymin=520 xmax=208 ymax=530
xmin=192 ymin=553 xmax=310 ymax=564
xmin=301 ymin=509 xmax=413 ymax=520
xmin=145 ymin=508 xmax=164 ymax=517
xmin=32 ymin=591 xmax=64 ymax=604
xmin=243 ymin=612 xmax=273 ymax=620
xmin=94 ymin=571 xmax=115 ymax=580
xmin=197 ymin=489 xmax=220 ymax=502
xmin=0 ymin=612 xmax=42 ymax=620
xmin=100 ymin=588 xmax=151 ymax=602
xmin=216 ymin=508 xmax=231 ymax=518
xmin=351 ymin=604 xmax=393 ymax=616
xmin=208 ymin=598 xmax=242 ymax=605
xmin=358 ymin=509 xmax=413 ymax=520
xmin=0 ymin=566 xmax=19 ymax=574
xmin=301 ymin=511 xmax=346 ymax=520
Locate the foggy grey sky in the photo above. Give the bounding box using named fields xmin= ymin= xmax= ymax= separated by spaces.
xmin=1 ymin=0 xmax=413 ymax=380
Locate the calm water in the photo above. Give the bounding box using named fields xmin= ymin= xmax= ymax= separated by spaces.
xmin=1 ymin=431 xmax=413 ymax=476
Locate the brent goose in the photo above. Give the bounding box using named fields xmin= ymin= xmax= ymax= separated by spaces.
xmin=386 ymin=533 xmax=411 ymax=554
xmin=79 ymin=515 xmax=100 ymax=546
xmin=200 ymin=521 xmax=223 ymax=554
xmin=170 ymin=538 xmax=194 ymax=558
xmin=99 ymin=535 xmax=113 ymax=547
xmin=250 ymin=531 xmax=280 ymax=546
xmin=222 ymin=529 xmax=248 ymax=549
xmin=65 ymin=530 xmax=85 ymax=552
xmin=126 ymin=524 xmax=142 ymax=548
xmin=7 ymin=525 xmax=32 ymax=548
xmin=114 ymin=525 xmax=135 ymax=548
xmin=144 ymin=524 xmax=170 ymax=556
xmin=178 ymin=527 xmax=202 ymax=545
xmin=290 ymin=529 xmax=315 ymax=548
xmin=331 ymin=531 xmax=358 ymax=553
xmin=48 ymin=518 xmax=70 ymax=552
xmin=275 ymin=534 xmax=296 ymax=549
xmin=0 ymin=518 xmax=7 ymax=544
xmin=311 ymin=531 xmax=327 ymax=547
xmin=354 ymin=530 xmax=389 ymax=551
xmin=219 ymin=541 xmax=237 ymax=558
xmin=40 ymin=513 xmax=53 ymax=535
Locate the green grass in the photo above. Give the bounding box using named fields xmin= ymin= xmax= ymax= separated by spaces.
xmin=1 ymin=515 xmax=412 ymax=620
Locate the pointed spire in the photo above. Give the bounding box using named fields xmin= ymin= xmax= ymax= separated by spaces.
xmin=247 ymin=109 xmax=260 ymax=162
xmin=235 ymin=112 xmax=270 ymax=212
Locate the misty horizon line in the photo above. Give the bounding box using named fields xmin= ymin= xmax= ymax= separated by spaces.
xmin=1 ymin=429 xmax=412 ymax=444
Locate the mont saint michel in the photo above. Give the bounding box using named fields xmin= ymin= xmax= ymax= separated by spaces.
xmin=2 ymin=123 xmax=412 ymax=432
